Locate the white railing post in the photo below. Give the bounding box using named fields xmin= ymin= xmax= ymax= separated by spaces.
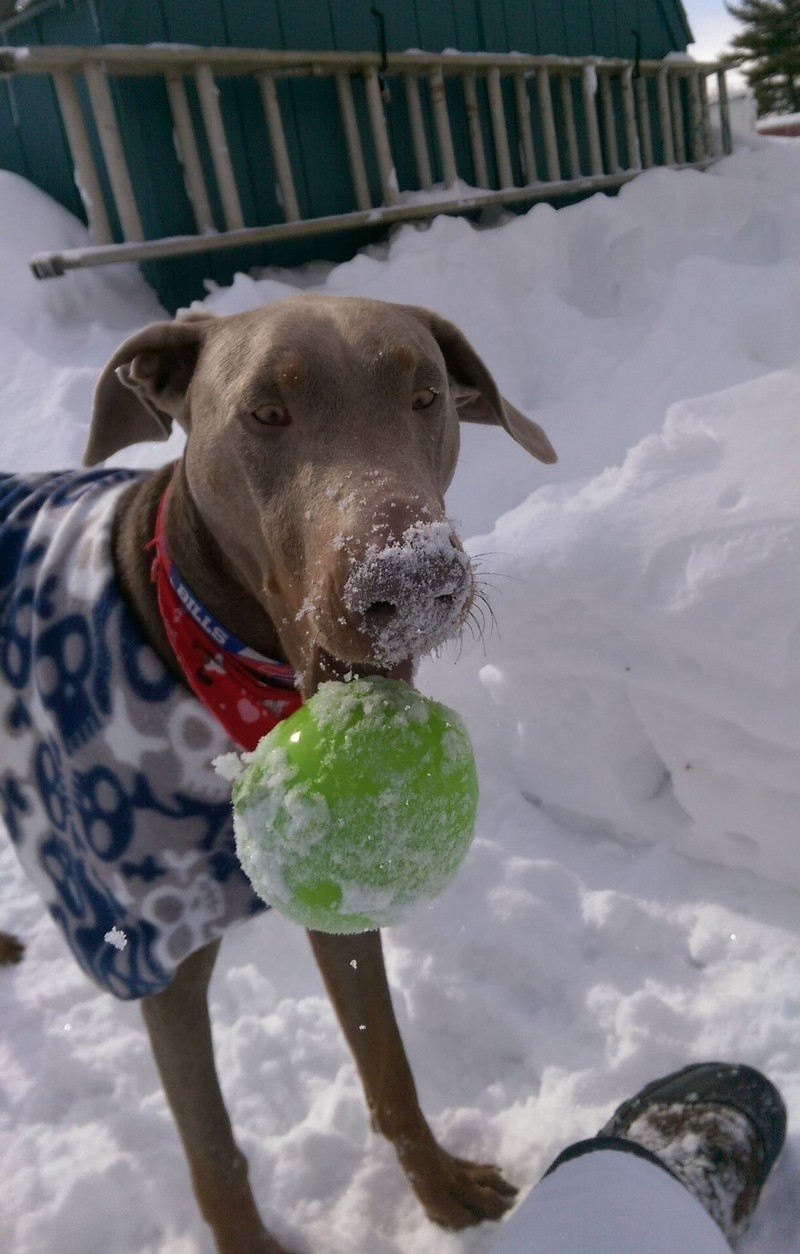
xmin=165 ymin=74 xmax=216 ymax=234
xmin=621 ymin=65 xmax=641 ymax=170
xmin=194 ymin=63 xmax=245 ymax=230
xmin=559 ymin=74 xmax=581 ymax=178
xmin=428 ymin=65 xmax=458 ymax=188
xmin=582 ymin=66 xmax=604 ymax=176
xmin=514 ymin=71 xmax=538 ymax=183
xmin=258 ymin=73 xmax=301 ymax=221
xmin=597 ymin=69 xmax=619 ymax=174
xmin=364 ymin=65 xmax=399 ymax=205
xmin=52 ymin=70 xmax=114 ymax=243
xmin=486 ymin=66 xmax=513 ymax=187
xmin=716 ymin=67 xmax=732 ymax=155
xmin=669 ymin=70 xmax=686 ymax=163
xmin=404 ymin=73 xmax=434 ymax=188
xmin=335 ymin=73 xmax=372 ymax=211
xmin=634 ymin=73 xmax=654 ymax=168
xmin=688 ymin=69 xmax=704 ymax=161
xmin=699 ymin=70 xmax=714 ymax=157
xmin=83 ymin=62 xmax=143 ymax=241
xmin=536 ymin=67 xmax=561 ymax=182
xmin=656 ymin=67 xmax=675 ymax=166
xmin=462 ymin=72 xmax=489 ymax=187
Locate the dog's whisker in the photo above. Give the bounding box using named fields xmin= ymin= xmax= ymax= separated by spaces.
xmin=475 ymin=577 xmax=504 ymax=599
xmin=470 ymin=601 xmax=487 ymax=637
xmin=472 ymin=567 xmax=519 ymax=586
xmin=452 ymin=630 xmax=465 ymax=663
xmin=471 ymin=589 xmax=500 ymax=643
xmin=469 ymin=554 xmax=521 ymax=585
xmin=461 ymin=603 xmax=491 ymax=656
xmin=463 ymin=616 xmax=479 ymax=643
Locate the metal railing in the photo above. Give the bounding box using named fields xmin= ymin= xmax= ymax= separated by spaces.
xmin=0 ymin=44 xmax=733 ymax=278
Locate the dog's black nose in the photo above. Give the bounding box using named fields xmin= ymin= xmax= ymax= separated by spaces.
xmin=344 ymin=522 xmax=473 ymax=664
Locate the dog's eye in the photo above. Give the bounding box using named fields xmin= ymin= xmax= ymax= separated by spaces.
xmin=252 ymin=403 xmax=291 ymax=427
xmin=412 ymin=387 xmax=439 ymax=411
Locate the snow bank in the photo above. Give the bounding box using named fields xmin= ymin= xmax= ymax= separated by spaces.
xmin=0 ymin=171 xmax=167 ymax=473
xmin=471 ymin=368 xmax=800 ymax=889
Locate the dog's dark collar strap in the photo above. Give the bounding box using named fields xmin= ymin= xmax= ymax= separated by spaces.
xmin=149 ymin=487 xmax=301 ymax=750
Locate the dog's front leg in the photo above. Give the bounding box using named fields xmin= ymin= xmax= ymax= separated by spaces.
xmin=141 ymin=940 xmax=291 ymax=1254
xmin=308 ymin=929 xmax=516 ymax=1229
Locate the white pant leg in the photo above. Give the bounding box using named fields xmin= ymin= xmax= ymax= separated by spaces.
xmin=490 ymin=1148 xmax=732 ymax=1254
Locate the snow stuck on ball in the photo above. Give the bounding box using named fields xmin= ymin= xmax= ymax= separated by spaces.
xmin=220 ymin=677 xmax=478 ymax=933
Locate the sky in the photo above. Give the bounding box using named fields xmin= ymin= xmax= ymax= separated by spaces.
xmin=683 ymin=0 xmax=741 ymax=61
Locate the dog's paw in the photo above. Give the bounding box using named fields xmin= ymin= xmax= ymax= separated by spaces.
xmin=402 ymin=1139 xmax=517 ymax=1229
xmin=0 ymin=930 xmax=25 ymax=965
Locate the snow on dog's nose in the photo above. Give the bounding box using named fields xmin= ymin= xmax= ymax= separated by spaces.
xmin=343 ymin=521 xmax=473 ymax=665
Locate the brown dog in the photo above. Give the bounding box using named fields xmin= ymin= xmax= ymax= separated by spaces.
xmin=0 ymin=294 xmax=555 ymax=1252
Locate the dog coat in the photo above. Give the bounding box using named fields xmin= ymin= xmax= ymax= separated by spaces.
xmin=0 ymin=469 xmax=267 ymax=999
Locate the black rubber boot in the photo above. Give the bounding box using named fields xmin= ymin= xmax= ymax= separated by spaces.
xmin=596 ymin=1062 xmax=787 ymax=1243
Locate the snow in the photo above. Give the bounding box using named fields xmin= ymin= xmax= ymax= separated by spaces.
xmin=104 ymin=927 xmax=128 ymax=953
xmin=757 ymin=112 xmax=800 ymax=130
xmin=2 ymin=132 xmax=800 ymax=1251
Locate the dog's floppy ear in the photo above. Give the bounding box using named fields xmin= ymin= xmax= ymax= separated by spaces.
xmin=406 ymin=306 xmax=557 ymax=464
xmin=84 ymin=311 xmax=218 ymax=466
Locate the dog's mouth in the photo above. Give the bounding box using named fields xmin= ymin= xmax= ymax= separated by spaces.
xmin=302 ymin=520 xmax=475 ymax=673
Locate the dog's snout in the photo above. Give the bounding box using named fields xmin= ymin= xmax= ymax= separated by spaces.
xmin=343 ymin=521 xmax=474 ymax=665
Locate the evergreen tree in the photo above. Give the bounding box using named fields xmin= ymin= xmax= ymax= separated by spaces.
xmin=725 ymin=0 xmax=800 ymax=115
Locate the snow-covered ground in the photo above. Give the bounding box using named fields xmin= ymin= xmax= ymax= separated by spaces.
xmin=2 ymin=133 xmax=800 ymax=1252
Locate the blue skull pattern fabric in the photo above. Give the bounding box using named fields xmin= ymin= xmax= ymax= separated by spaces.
xmin=0 ymin=470 xmax=266 ymax=999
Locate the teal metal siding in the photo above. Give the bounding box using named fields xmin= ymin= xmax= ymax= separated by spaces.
xmin=0 ymin=2 xmax=98 ymax=222
xmin=0 ymin=0 xmax=694 ymax=309
xmin=87 ymin=1 xmax=691 ymax=59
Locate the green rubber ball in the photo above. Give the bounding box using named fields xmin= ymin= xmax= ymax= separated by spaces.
xmin=228 ymin=677 xmax=478 ymax=933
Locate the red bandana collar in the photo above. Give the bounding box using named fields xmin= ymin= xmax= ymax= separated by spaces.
xmin=149 ymin=489 xmax=302 ymax=751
